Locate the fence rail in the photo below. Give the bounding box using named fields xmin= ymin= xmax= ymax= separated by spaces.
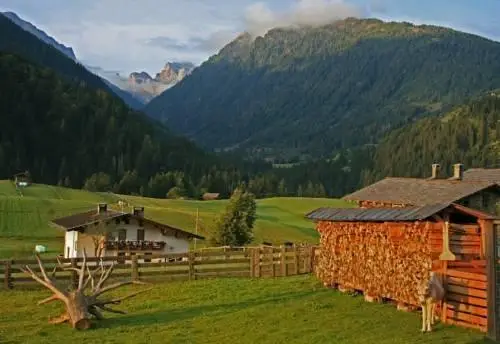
xmin=0 ymin=245 xmax=320 ymax=290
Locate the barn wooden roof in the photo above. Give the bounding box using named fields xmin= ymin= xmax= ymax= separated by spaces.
xmin=306 ymin=203 xmax=496 ymax=222
xmin=50 ymin=208 xmax=204 ymax=240
xmin=342 ymin=177 xmax=499 ymax=205
xmin=462 ymin=168 xmax=500 ymax=184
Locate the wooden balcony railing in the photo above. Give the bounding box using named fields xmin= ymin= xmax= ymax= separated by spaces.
xmin=105 ymin=240 xmax=167 ymax=251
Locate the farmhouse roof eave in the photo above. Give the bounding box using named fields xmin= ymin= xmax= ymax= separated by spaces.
xmin=131 ymin=215 xmax=205 ymax=240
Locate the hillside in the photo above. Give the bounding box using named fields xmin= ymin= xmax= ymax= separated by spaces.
xmin=0 ymin=13 xmax=143 ymax=110
xmin=145 ymin=18 xmax=500 ymax=161
xmin=0 ymin=180 xmax=350 ymax=258
xmin=364 ymin=91 xmax=500 ymax=182
xmin=0 ymin=52 xmax=225 ymax=197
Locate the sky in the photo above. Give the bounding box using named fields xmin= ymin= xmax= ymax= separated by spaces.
xmin=0 ymin=0 xmax=499 ymax=76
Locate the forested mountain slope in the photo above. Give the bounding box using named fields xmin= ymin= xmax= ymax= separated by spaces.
xmin=146 ymin=18 xmax=500 ymax=160
xmin=0 ymin=13 xmax=143 ymax=110
xmin=364 ymin=91 xmax=500 ymax=183
xmin=0 ymin=52 xmax=217 ymax=194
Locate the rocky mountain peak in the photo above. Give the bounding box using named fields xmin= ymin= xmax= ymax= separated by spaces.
xmin=154 ymin=62 xmax=194 ymax=84
xmin=128 ymin=71 xmax=153 ymax=84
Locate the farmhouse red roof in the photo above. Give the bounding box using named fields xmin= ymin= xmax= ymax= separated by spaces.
xmin=342 ymin=177 xmax=499 ymax=206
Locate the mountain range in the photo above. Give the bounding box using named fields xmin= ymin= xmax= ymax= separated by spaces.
xmin=2 ymin=10 xmax=500 ymax=199
xmin=1 ymin=11 xmax=194 ymax=108
xmin=145 ymin=18 xmax=500 ymax=161
xmin=90 ymin=62 xmax=195 ymax=104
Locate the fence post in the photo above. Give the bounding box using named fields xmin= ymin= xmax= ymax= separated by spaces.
xmin=294 ymin=246 xmax=300 ymax=275
xmin=271 ymin=247 xmax=276 ymax=277
xmin=131 ymin=255 xmax=139 ymax=281
xmin=309 ymin=245 xmax=315 ymax=273
xmin=254 ymin=248 xmax=261 ymax=278
xmin=4 ymin=260 xmax=12 ymax=289
xmin=70 ymin=258 xmax=78 ymax=289
xmin=188 ymin=252 xmax=195 ymax=281
xmin=280 ymin=245 xmax=287 ymax=277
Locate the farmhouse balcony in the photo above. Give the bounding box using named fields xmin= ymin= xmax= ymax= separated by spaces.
xmin=105 ymin=240 xmax=167 ymax=251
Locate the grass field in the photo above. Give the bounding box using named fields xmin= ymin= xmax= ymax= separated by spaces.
xmin=0 ymin=180 xmax=353 ymax=258
xmin=0 ymin=275 xmax=489 ymax=344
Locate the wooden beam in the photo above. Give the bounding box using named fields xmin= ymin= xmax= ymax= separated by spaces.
xmin=479 ymin=219 xmax=490 ymax=259
xmin=486 ymin=221 xmax=499 ymax=341
xmin=440 ymin=219 xmax=457 ymax=261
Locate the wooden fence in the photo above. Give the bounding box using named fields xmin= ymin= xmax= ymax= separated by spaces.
xmin=0 ymin=245 xmax=320 ymax=290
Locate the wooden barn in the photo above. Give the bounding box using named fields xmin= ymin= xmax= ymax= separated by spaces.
xmin=306 ymin=164 xmax=500 ymax=333
xmin=306 ymin=203 xmax=498 ymax=332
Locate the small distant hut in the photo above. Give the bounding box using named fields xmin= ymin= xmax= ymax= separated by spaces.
xmin=14 ymin=171 xmax=32 ymax=188
xmin=202 ymin=192 xmax=220 ymax=201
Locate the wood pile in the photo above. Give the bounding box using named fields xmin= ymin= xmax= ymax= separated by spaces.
xmin=316 ymin=221 xmax=432 ymax=305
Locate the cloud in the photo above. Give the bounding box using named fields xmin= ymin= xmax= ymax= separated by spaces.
xmin=244 ymin=0 xmax=365 ymax=37
xmin=145 ymin=29 xmax=238 ymax=55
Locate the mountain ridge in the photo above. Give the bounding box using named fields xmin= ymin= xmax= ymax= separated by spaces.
xmin=1 ymin=11 xmax=144 ymax=109
xmin=145 ymin=18 xmax=500 ymax=161
xmin=1 ymin=11 xmax=77 ymax=61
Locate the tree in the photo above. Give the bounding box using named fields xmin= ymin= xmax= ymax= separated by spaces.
xmin=88 ymin=220 xmax=113 ymax=258
xmin=83 ymin=172 xmax=111 ymax=192
xmin=209 ymin=187 xmax=257 ymax=247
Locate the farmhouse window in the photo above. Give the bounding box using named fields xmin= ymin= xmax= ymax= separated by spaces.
xmin=118 ymin=229 xmax=127 ymax=241
xmin=137 ymin=229 xmax=145 ymax=241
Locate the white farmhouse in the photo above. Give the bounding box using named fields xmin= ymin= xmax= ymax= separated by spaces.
xmin=51 ymin=203 xmax=204 ymax=259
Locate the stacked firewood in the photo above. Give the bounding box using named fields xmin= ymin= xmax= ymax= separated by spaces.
xmin=316 ymin=221 xmax=432 ymax=305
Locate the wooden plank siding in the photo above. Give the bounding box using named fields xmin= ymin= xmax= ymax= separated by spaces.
xmin=438 ymin=261 xmax=488 ymax=332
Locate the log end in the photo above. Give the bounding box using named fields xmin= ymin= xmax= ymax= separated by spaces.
xmin=73 ymin=319 xmax=92 ymax=330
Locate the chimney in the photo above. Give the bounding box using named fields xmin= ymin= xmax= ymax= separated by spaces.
xmin=133 ymin=206 xmax=144 ymax=218
xmin=430 ymin=164 xmax=441 ymax=179
xmin=452 ymin=163 xmax=464 ymax=180
xmin=97 ymin=203 xmax=107 ymax=214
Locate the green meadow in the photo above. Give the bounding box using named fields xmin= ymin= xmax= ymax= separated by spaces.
xmin=0 ymin=275 xmax=488 ymax=344
xmin=0 ymin=180 xmax=352 ymax=258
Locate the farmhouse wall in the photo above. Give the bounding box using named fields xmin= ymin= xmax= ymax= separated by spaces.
xmin=105 ymin=223 xmax=189 ymax=255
